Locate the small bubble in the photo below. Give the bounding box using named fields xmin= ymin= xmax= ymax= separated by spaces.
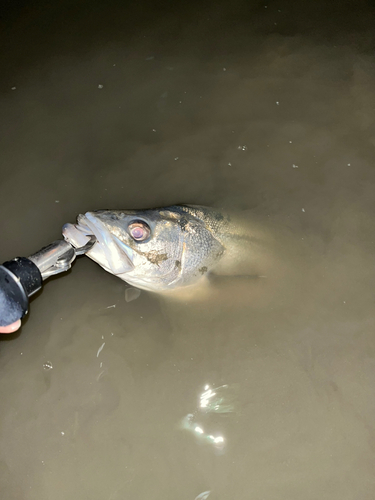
xmin=347 ymin=163 xmax=351 ymax=166
xmin=61 ymin=431 xmax=65 ymax=436
xmin=237 ymin=145 xmax=247 ymax=151
xmin=302 ymin=208 xmax=305 ymax=212
xmin=223 ymin=67 xmax=227 ymax=71
xmin=43 ymin=361 xmax=53 ymax=370
xmin=292 ymin=164 xmax=298 ymax=168
xmin=113 ymin=64 xmax=116 ymax=66
xmin=228 ymin=162 xmax=232 ymax=166
xmin=98 ymin=84 xmax=103 ymax=89
xmin=152 ymin=128 xmax=156 ymax=132
xmin=289 ymin=141 xmax=292 ymax=143
xmin=174 ymin=156 xmax=179 ymax=160
xmin=55 ymin=200 xmax=60 ymax=203
xmin=276 ymin=101 xmax=280 ymax=105
xmin=11 ymin=86 xmax=16 ymax=90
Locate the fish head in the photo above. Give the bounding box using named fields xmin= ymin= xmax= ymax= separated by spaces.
xmin=62 ymin=206 xmax=226 ymax=292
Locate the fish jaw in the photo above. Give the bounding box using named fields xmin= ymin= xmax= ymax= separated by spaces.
xmin=62 ymin=213 xmax=134 ymax=275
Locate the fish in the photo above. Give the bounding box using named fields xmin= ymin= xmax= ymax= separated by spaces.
xmin=62 ymin=204 xmax=267 ymax=295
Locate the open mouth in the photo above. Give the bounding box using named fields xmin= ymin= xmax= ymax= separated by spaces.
xmin=63 ymin=213 xmax=135 ymax=275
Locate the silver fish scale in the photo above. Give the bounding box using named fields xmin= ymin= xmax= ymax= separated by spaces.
xmin=181 ymin=218 xmax=225 ymax=283
xmin=170 ymin=205 xmax=230 ymax=243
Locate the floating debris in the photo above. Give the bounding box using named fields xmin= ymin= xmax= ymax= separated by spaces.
xmin=96 ymin=342 xmax=105 ymax=358
xmin=195 ymin=491 xmax=211 ymax=500
xmin=237 ymin=145 xmax=248 ymax=151
xmin=96 ymin=370 xmax=106 ymax=381
xmin=43 ymin=361 xmax=53 ymax=371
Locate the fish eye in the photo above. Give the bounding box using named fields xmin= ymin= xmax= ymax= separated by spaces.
xmin=128 ymin=221 xmax=151 ymax=242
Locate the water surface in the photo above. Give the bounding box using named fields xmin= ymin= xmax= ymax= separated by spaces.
xmin=0 ymin=1 xmax=374 ymax=499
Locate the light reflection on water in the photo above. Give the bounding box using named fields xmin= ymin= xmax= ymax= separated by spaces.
xmin=199 ymin=383 xmax=239 ymax=414
xmin=180 ymin=383 xmax=239 ymax=452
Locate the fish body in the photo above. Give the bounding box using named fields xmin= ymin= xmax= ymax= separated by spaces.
xmin=63 ymin=205 xmax=246 ymax=293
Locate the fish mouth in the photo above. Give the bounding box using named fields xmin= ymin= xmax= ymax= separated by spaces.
xmin=63 ymin=212 xmax=134 ymax=275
